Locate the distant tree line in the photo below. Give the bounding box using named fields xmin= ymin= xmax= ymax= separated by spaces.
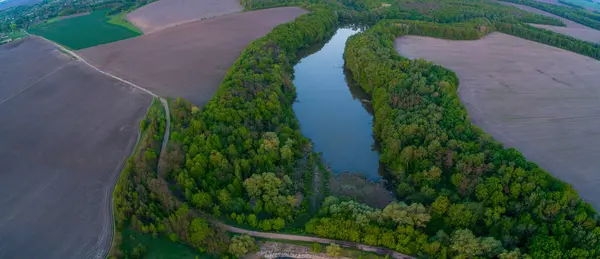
xmin=0 ymin=0 xmax=156 ymax=33
xmin=499 ymin=0 xmax=600 ymax=30
xmin=496 ymin=22 xmax=600 ymax=60
xmin=241 ymin=0 xmax=565 ymax=26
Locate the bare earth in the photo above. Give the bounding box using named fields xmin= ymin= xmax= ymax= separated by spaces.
xmin=79 ymin=7 xmax=307 ymax=106
xmin=396 ymin=33 xmax=600 ymax=210
xmin=499 ymin=1 xmax=600 ymax=42
xmin=0 ymin=37 xmax=152 ymax=258
xmin=126 ymin=0 xmax=243 ymax=34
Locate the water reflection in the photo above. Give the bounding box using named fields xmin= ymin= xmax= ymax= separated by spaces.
xmin=293 ymin=28 xmax=380 ymax=180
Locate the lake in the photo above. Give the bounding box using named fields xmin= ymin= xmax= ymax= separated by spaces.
xmin=293 ymin=27 xmax=380 ymax=180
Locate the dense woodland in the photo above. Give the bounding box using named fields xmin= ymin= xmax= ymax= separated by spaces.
xmin=109 ymin=0 xmax=600 ymax=258
xmin=110 ymin=100 xmax=229 ymax=258
xmin=343 ymin=19 xmax=600 ymax=258
xmin=163 ymin=6 xmax=339 ymax=233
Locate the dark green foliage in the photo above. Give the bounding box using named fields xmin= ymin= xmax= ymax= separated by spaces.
xmin=164 ymin=8 xmax=338 ymax=230
xmin=240 ymin=0 xmax=565 ymax=25
xmin=342 ymin=19 xmax=600 ymax=258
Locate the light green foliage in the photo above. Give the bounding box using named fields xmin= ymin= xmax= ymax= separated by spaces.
xmin=381 ymin=202 xmax=430 ymax=227
xmin=188 ymin=219 xmax=211 ymax=251
xmin=107 ymin=11 xmax=142 ymax=34
xmin=228 ymin=234 xmax=258 ymax=258
xmin=326 ymin=243 xmax=342 ymax=257
xmin=450 ymin=229 xmax=503 ymax=258
xmin=243 ymin=172 xmax=295 ymax=217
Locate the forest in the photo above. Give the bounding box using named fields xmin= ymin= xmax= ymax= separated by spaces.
xmin=162 ymin=5 xmax=339 ymax=232
xmin=343 ymin=18 xmax=600 ymax=258
xmin=110 ymin=100 xmax=230 ymax=258
xmin=110 ymin=0 xmax=600 ymax=258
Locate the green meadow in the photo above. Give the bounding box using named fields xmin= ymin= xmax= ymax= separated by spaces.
xmin=120 ymin=228 xmax=215 ymax=259
xmin=29 ymin=9 xmax=141 ymax=50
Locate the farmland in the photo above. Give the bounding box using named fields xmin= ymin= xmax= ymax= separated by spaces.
xmin=28 ymin=9 xmax=141 ymax=50
xmin=499 ymin=1 xmax=600 ymax=42
xmin=396 ymin=32 xmax=600 ymax=209
xmin=0 ymin=37 xmax=152 ymax=258
xmin=79 ymin=7 xmax=307 ymax=106
xmin=126 ymin=0 xmax=243 ymax=34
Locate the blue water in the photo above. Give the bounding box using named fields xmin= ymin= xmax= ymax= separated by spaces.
xmin=293 ymin=28 xmax=380 ymax=180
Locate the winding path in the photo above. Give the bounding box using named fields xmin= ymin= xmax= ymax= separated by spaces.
xmin=31 ymin=33 xmax=412 ymax=259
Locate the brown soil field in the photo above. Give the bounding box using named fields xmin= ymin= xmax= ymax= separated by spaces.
xmin=499 ymin=1 xmax=600 ymax=42
xmin=79 ymin=7 xmax=307 ymax=106
xmin=126 ymin=0 xmax=243 ymax=34
xmin=395 ymin=33 xmax=600 ymax=210
xmin=0 ymin=37 xmax=152 ymax=258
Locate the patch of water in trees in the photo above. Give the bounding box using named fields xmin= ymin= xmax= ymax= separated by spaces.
xmin=293 ymin=27 xmax=380 ymax=180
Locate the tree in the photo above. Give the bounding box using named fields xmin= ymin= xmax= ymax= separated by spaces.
xmin=228 ymin=234 xmax=258 ymax=258
xmin=130 ymin=244 xmax=147 ymax=259
xmin=450 ymin=229 xmax=481 ymax=258
xmin=188 ymin=218 xmax=211 ymax=251
xmin=382 ymin=202 xmax=431 ymax=227
xmin=326 ymin=243 xmax=342 ymax=257
xmin=312 ymin=243 xmax=322 ymax=253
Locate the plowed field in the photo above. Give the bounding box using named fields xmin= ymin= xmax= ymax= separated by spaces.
xmin=0 ymin=37 xmax=152 ymax=259
xmin=79 ymin=7 xmax=307 ymax=106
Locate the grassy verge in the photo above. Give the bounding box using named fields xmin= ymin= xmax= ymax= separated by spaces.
xmin=108 ymin=11 xmax=143 ymax=34
xmin=110 ymin=98 xmax=164 ymax=258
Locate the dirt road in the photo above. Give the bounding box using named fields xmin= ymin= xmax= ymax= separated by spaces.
xmin=32 ymin=35 xmax=172 ymax=259
xmin=79 ymin=7 xmax=307 ymax=106
xmin=215 ymin=223 xmax=414 ymax=259
xmin=0 ymin=37 xmax=151 ymax=259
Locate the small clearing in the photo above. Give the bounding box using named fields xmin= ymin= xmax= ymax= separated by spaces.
xmin=79 ymin=7 xmax=307 ymax=106
xmin=0 ymin=37 xmax=152 ymax=259
xmin=126 ymin=0 xmax=243 ymax=34
xmin=330 ymin=173 xmax=394 ymax=209
xmin=396 ymin=32 xmax=600 ymax=210
xmin=499 ymin=1 xmax=600 ymax=42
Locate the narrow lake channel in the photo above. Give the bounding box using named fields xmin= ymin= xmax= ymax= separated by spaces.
xmin=293 ymin=28 xmax=380 ymax=180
